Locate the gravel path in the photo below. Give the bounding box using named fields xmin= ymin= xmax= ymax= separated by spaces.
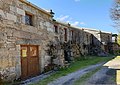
xmin=48 ymin=62 xmax=105 ymax=85
xmin=84 ymin=67 xmax=116 ymax=85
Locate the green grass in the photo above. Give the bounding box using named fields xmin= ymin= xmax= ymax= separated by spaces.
xmin=73 ymin=67 xmax=101 ymax=85
xmin=32 ymin=56 xmax=112 ymax=85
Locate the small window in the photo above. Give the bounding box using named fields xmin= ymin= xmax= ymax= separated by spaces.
xmin=71 ymin=30 xmax=74 ymax=39
xmin=86 ymin=34 xmax=88 ymax=42
xmin=108 ymin=36 xmax=110 ymax=42
xmin=54 ymin=25 xmax=58 ymax=33
xmin=64 ymin=28 xmax=67 ymax=41
xmin=25 ymin=13 xmax=33 ymax=26
xmin=77 ymin=32 xmax=79 ymax=42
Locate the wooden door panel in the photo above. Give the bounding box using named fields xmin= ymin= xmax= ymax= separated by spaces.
xmin=29 ymin=46 xmax=37 ymax=56
xmin=21 ymin=58 xmax=28 ymax=79
xmin=28 ymin=46 xmax=39 ymax=77
xmin=21 ymin=46 xmax=28 ymax=79
xmin=28 ymin=57 xmax=39 ymax=76
xmin=21 ymin=45 xmax=39 ymax=79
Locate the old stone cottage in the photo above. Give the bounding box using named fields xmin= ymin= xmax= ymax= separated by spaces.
xmin=0 ymin=0 xmax=116 ymax=82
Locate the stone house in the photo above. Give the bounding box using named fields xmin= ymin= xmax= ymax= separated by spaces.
xmin=100 ymin=31 xmax=112 ymax=53
xmin=0 ymin=0 xmax=114 ymax=82
xmin=83 ymin=28 xmax=112 ymax=55
xmin=0 ymin=0 xmax=56 ymax=81
xmin=53 ymin=21 xmax=93 ymax=61
xmin=111 ymin=34 xmax=120 ymax=54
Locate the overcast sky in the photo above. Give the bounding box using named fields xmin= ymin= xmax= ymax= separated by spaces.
xmin=28 ymin=0 xmax=117 ymax=34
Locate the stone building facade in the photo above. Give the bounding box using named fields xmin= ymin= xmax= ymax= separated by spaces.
xmin=100 ymin=31 xmax=112 ymax=53
xmin=0 ymin=0 xmax=114 ymax=82
xmin=111 ymin=34 xmax=120 ymax=54
xmin=0 ymin=0 xmax=56 ymax=81
xmin=83 ymin=28 xmax=112 ymax=55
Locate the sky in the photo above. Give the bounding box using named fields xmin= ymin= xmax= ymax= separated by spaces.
xmin=27 ymin=0 xmax=118 ymax=34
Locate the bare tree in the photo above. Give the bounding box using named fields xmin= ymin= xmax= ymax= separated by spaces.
xmin=111 ymin=0 xmax=120 ymax=32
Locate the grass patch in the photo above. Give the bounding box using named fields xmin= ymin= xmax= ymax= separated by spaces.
xmin=73 ymin=67 xmax=101 ymax=85
xmin=32 ymin=56 xmax=112 ymax=85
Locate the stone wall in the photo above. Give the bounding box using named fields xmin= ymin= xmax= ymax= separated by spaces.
xmin=83 ymin=28 xmax=101 ymax=45
xmin=100 ymin=32 xmax=112 ymax=44
xmin=100 ymin=32 xmax=112 ymax=53
xmin=83 ymin=28 xmax=112 ymax=55
xmin=52 ymin=22 xmax=93 ymax=60
xmin=0 ymin=0 xmax=56 ymax=81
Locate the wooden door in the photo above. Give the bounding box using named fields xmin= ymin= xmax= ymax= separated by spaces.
xmin=21 ymin=45 xmax=40 ymax=79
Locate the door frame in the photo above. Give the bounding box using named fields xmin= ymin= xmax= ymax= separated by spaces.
xmin=20 ymin=45 xmax=40 ymax=79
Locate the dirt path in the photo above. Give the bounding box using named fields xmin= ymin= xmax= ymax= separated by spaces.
xmin=82 ymin=57 xmax=119 ymax=85
xmin=48 ymin=62 xmax=105 ymax=85
xmin=84 ymin=67 xmax=116 ymax=85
